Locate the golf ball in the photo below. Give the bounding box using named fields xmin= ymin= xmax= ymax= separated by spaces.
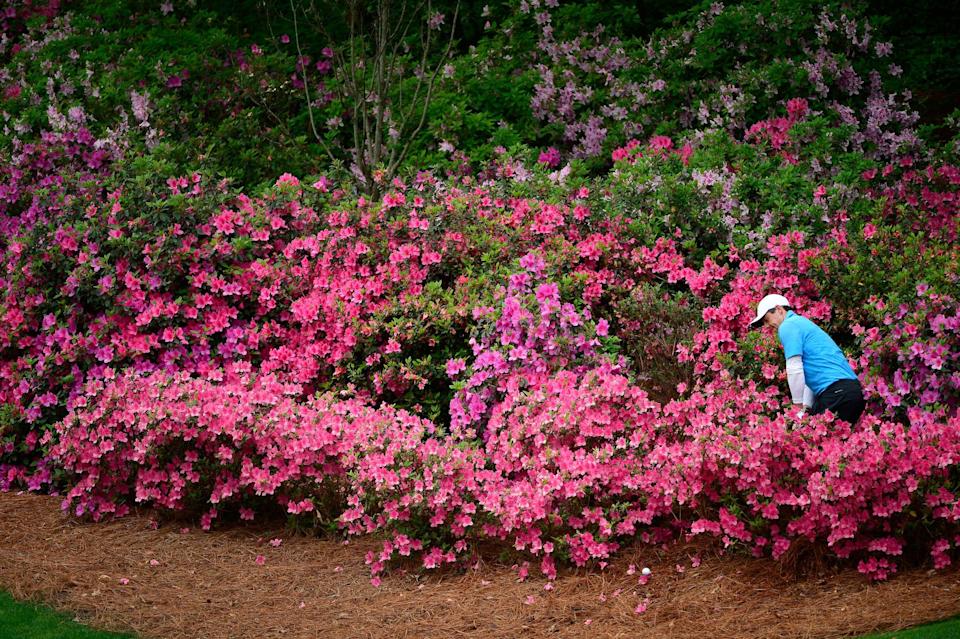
xmin=641 ymin=567 xmax=652 ymax=576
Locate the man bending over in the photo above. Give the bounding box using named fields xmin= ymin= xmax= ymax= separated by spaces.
xmin=749 ymin=294 xmax=865 ymax=424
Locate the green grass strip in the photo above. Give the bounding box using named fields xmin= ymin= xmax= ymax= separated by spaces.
xmin=0 ymin=590 xmax=134 ymax=639
xmin=859 ymin=615 xmax=960 ymax=638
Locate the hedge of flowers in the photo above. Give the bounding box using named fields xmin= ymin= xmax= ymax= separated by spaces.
xmin=1 ymin=0 xmax=959 ymax=585
xmin=10 ymin=123 xmax=957 ymax=582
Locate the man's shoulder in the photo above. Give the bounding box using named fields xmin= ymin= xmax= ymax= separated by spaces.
xmin=779 ymin=313 xmax=805 ymax=331
xmin=779 ymin=313 xmax=819 ymax=342
xmin=786 ymin=313 xmax=818 ymax=329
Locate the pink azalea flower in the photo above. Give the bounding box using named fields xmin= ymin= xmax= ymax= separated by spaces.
xmin=446 ymin=358 xmax=466 ymax=377
xmin=537 ymin=147 xmax=561 ymax=168
xmin=275 ymin=173 xmax=300 ymax=187
xmin=596 ymin=318 xmax=609 ymax=336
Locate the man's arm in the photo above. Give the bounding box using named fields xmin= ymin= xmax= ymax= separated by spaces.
xmin=786 ymin=355 xmax=814 ymax=407
xmin=803 ymin=384 xmax=815 ymax=408
xmin=779 ymin=319 xmax=812 ymax=409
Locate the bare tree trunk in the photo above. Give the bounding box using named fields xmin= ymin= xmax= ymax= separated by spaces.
xmin=287 ymin=0 xmax=460 ymax=199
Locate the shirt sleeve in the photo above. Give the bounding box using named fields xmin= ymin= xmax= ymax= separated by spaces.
xmin=785 ymin=355 xmax=806 ymax=404
xmin=778 ymin=321 xmax=803 ymax=360
xmin=803 ymin=384 xmax=815 ymax=408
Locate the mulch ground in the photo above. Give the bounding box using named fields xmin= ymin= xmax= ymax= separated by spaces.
xmin=1 ymin=492 xmax=959 ymax=639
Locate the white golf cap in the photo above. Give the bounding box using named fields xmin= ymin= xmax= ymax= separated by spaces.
xmin=749 ymin=294 xmax=791 ymax=326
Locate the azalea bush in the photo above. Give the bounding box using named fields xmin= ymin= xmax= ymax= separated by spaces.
xmin=7 ymin=131 xmax=959 ymax=583
xmin=524 ymin=0 xmax=923 ymax=168
xmin=1 ymin=0 xmax=959 ymax=586
xmin=50 ymin=351 xmax=960 ymax=583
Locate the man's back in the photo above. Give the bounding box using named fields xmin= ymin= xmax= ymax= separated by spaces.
xmin=777 ymin=311 xmax=857 ymax=395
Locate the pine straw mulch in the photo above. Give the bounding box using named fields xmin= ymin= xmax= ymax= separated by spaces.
xmin=2 ymin=492 xmax=959 ymax=639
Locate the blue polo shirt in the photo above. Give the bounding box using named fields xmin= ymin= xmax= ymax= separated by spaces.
xmin=777 ymin=311 xmax=858 ymax=396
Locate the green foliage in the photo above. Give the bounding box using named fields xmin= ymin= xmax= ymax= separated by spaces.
xmin=865 ymin=0 xmax=960 ymax=134
xmin=810 ymin=214 xmax=960 ymax=327
xmin=611 ymin=284 xmax=701 ymax=402
xmin=8 ymin=0 xmax=955 ymax=191
xmin=4 ymin=0 xmax=319 ymax=187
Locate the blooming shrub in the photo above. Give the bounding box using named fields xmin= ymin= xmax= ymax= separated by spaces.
xmin=447 ymin=260 xmax=612 ymax=440
xmin=0 ymin=168 xmax=481 ymax=486
xmin=854 ymin=292 xmax=960 ymax=422
xmin=7 ymin=122 xmax=958 ymax=582
xmin=526 ymin=0 xmax=921 ymax=165
xmin=678 ymin=384 xmax=960 ymax=580
xmin=2 ymin=0 xmax=959 ymax=587
xmin=347 ymin=364 xmax=664 ymax=580
xmin=0 ymin=123 xmax=119 ymax=238
xmin=50 ymin=368 xmax=438 ymax=527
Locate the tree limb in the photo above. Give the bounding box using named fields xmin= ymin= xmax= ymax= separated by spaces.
xmin=387 ymin=0 xmax=460 ymax=179
xmin=290 ymin=0 xmax=338 ymax=165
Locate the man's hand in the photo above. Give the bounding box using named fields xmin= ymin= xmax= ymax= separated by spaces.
xmin=788 ymin=403 xmax=806 ymax=424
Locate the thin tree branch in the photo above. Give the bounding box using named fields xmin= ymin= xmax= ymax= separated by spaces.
xmin=290 ymin=0 xmax=338 ymax=165
xmin=387 ymin=0 xmax=460 ymax=178
xmin=386 ymin=0 xmax=427 ymax=118
xmin=349 ymin=4 xmax=370 ymax=187
xmin=371 ymin=0 xmax=388 ymax=169
xmin=288 ymin=0 xmax=460 ymax=195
